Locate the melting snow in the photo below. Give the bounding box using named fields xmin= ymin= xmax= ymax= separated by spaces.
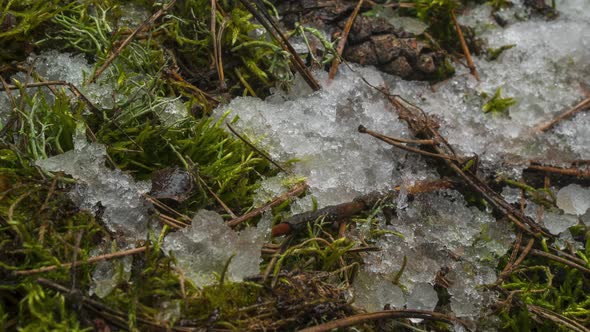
xmin=387 ymin=0 xmax=590 ymax=168
xmin=36 ymin=124 xmax=153 ymax=239
xmin=556 ymin=184 xmax=590 ymax=216
xmin=216 ymin=65 xmax=413 ymax=207
xmin=162 ymin=210 xmax=271 ymax=287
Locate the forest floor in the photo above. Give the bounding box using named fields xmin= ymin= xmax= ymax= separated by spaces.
xmin=0 ymin=0 xmax=589 ymax=331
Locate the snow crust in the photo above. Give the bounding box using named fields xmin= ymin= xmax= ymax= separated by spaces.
xmin=162 ymin=210 xmax=271 ymax=287
xmin=36 ymin=125 xmax=152 ymax=238
xmin=387 ymin=0 xmax=590 ymax=167
xmin=556 ymin=184 xmax=590 ymax=216
xmin=216 ymin=66 xmax=413 ymax=207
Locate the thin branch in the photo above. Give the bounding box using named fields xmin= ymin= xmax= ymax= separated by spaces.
xmin=359 ymin=125 xmax=456 ymax=161
xmin=496 ymin=237 xmax=534 ymax=284
xmin=197 ymin=173 xmax=237 ymax=218
xmin=238 ymin=0 xmax=321 ymax=91
xmin=299 ymin=309 xmax=471 ymax=332
xmin=211 ymin=0 xmax=221 ymax=88
xmin=15 ymin=246 xmax=147 ymax=276
xmin=451 ymin=10 xmax=479 ymax=81
xmin=535 ymin=96 xmax=590 ymax=133
xmin=0 ymin=80 xmax=99 ymax=114
xmin=227 ymin=182 xmax=308 ymax=227
xmin=526 ymin=164 xmax=590 ymax=178
xmin=226 ymin=122 xmax=287 ymax=172
xmin=88 ymin=0 xmax=177 ymax=83
xmin=529 ymin=304 xmax=590 ymax=332
xmin=363 ymin=90 xmax=548 ymax=237
xmin=272 ymin=180 xmax=453 ymax=236
xmin=529 ymin=249 xmax=590 ymax=275
xmin=37 ymin=278 xmax=194 ymax=332
xmin=328 ymin=0 xmax=364 ymax=80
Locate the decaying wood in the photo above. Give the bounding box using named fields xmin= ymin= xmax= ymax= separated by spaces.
xmin=271 ymin=180 xmax=453 ymax=236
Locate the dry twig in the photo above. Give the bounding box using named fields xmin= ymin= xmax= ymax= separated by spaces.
xmin=526 ymin=164 xmax=590 ymax=178
xmin=15 ymin=246 xmax=147 ymax=276
xmin=360 ymin=91 xmax=549 ymax=237
xmin=238 ymin=0 xmax=321 ymax=91
xmin=271 ymin=180 xmax=453 ymax=236
xmin=529 ymin=249 xmax=590 ymax=275
xmin=228 ymin=182 xmax=308 ymax=227
xmin=451 ymin=10 xmax=479 ymax=81
xmin=299 ymin=309 xmax=472 ymax=332
xmin=328 ymin=0 xmax=364 ymax=79
xmin=535 ymin=96 xmax=590 ymax=132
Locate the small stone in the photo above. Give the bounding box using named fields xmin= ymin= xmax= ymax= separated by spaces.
xmin=382 ymin=56 xmax=413 ymax=78
xmin=343 ymin=41 xmax=378 ymax=65
xmin=150 ymin=167 xmax=194 ymax=202
xmin=417 ymin=54 xmax=436 ymax=73
xmin=371 ymin=35 xmax=402 ymax=64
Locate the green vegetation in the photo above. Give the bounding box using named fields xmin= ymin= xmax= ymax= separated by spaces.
xmin=487 ymin=44 xmax=516 ymax=61
xmin=482 ymin=87 xmax=517 ymax=114
xmin=487 ymin=0 xmax=513 ymax=11
xmin=0 ymin=0 xmax=588 ymax=331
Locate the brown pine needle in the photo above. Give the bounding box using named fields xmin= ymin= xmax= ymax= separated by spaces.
xmin=526 ymin=164 xmax=590 ymax=178
xmin=451 ymin=10 xmax=479 ymax=81
xmin=329 ymin=0 xmax=364 ymax=80
xmin=227 ymin=182 xmax=308 ymax=227
xmin=299 ymin=309 xmax=472 ymax=332
xmin=529 ymin=249 xmax=590 ymax=275
xmin=535 ymin=96 xmax=590 ymax=132
xmin=15 ymin=246 xmax=148 ymax=276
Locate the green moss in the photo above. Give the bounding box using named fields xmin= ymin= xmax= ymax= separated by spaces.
xmin=498 ymin=236 xmax=590 ymax=330
xmin=482 ymin=87 xmax=517 ymax=115
xmin=487 ymin=0 xmax=512 ymax=11
xmin=486 ymin=44 xmax=516 ymax=61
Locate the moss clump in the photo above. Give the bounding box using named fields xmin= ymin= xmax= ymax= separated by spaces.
xmin=482 ymin=87 xmax=517 ymax=115
xmin=497 ymin=235 xmax=590 ymax=330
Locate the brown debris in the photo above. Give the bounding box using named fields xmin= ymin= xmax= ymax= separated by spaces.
xmin=271 ymin=180 xmax=454 ymax=236
xmin=299 ymin=309 xmax=472 ymax=332
xmin=150 ymin=167 xmax=195 ymax=203
xmin=534 ymin=96 xmax=590 ymax=133
xmin=279 ymin=0 xmax=452 ymax=81
xmin=329 ymin=0 xmax=364 ymax=79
